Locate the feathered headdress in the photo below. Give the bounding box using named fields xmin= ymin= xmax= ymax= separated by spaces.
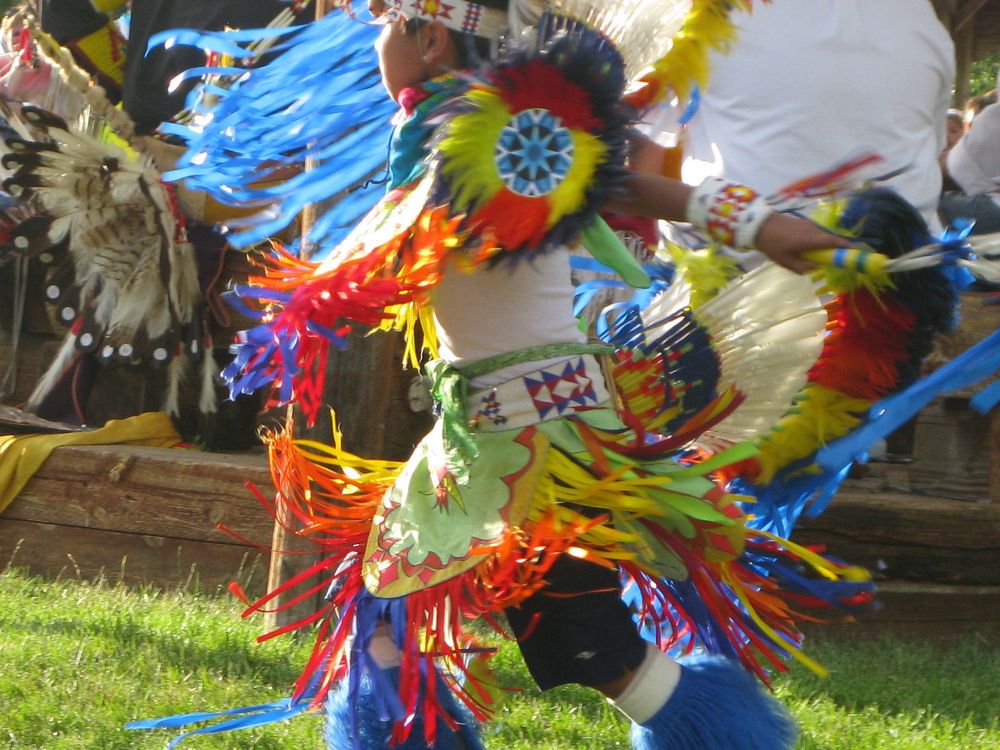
xmin=0 ymin=11 xmax=215 ymax=421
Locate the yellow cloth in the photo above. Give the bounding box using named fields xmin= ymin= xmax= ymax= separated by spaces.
xmin=90 ymin=0 xmax=128 ymax=14
xmin=0 ymin=411 xmax=182 ymax=514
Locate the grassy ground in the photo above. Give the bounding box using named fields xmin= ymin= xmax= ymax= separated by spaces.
xmin=2 ymin=567 xmax=998 ymax=749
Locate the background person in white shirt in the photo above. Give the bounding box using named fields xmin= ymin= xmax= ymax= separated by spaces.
xmin=680 ymin=0 xmax=954 ymax=237
xmin=941 ymin=73 xmax=1000 ymax=235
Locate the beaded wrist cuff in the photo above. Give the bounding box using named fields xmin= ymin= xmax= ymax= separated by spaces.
xmin=686 ymin=176 xmax=774 ymax=250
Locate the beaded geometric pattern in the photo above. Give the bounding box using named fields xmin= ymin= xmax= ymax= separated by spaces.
xmin=474 ymin=390 xmax=509 ymax=427
xmin=523 ymin=357 xmax=599 ymax=419
xmin=495 ymin=108 xmax=575 ymax=197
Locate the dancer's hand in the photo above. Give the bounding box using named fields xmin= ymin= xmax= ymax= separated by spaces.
xmin=754 ymin=212 xmax=842 ymax=274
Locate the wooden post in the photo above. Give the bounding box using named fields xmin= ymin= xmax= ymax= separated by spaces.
xmin=262 ymin=0 xmax=433 ymax=631
xmin=991 ymin=406 xmax=1000 ymax=503
xmin=263 ymin=0 xmax=336 ymax=633
xmin=954 ymin=16 xmax=975 ymax=108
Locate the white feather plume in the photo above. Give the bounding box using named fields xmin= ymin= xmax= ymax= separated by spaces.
xmin=641 ymin=262 xmax=827 ymax=449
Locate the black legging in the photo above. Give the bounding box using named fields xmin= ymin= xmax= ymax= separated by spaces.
xmin=505 ymin=554 xmax=647 ymax=690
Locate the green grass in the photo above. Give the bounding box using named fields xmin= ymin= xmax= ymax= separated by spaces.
xmin=2 ymin=567 xmax=999 ymax=749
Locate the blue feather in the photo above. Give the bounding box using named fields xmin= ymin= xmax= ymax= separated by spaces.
xmin=127 ymin=698 xmax=314 ymax=749
xmin=972 ymin=377 xmax=1000 ymax=413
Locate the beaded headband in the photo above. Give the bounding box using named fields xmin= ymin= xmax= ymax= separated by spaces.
xmin=378 ymin=0 xmax=509 ymax=39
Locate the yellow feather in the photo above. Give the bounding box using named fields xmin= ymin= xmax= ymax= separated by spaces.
xmin=641 ymin=0 xmax=747 ymax=104
xmin=753 ymin=384 xmax=870 ymax=484
xmin=546 ymin=130 xmax=607 ymax=226
xmin=436 ymin=88 xmax=508 ymax=211
xmin=375 ymin=301 xmax=439 ymax=368
xmin=665 ymin=243 xmax=740 ymax=309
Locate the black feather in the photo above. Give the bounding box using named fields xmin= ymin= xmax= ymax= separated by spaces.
xmin=2 ymin=151 xmax=42 ymax=171
xmin=20 ymin=105 xmax=69 ymax=131
xmin=3 ymin=137 xmax=57 ymax=155
xmin=839 ymin=188 xmax=957 ymax=388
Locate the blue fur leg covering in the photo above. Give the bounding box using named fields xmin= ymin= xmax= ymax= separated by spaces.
xmin=325 ymin=668 xmax=486 ymax=750
xmin=630 ymin=656 xmax=798 ymax=750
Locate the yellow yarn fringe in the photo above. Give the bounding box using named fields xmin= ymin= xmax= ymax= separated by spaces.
xmin=664 ymin=243 xmax=741 ymax=310
xmin=753 ymin=383 xmax=870 ymax=484
xmin=639 ymin=0 xmax=751 ymax=105
xmin=376 ymin=301 xmax=439 ymax=369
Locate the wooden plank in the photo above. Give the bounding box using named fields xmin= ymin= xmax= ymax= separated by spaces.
xmin=803 ymin=582 xmax=1000 ymax=642
xmin=795 ymin=489 xmax=1000 ymax=586
xmin=972 ymin=4 xmax=1000 ymax=59
xmin=910 ymin=397 xmax=991 ymax=500
xmin=0 ymin=443 xmax=281 ymax=595
xmin=5 ymin=433 xmax=997 ymax=622
xmin=956 ymin=0 xmax=990 ymax=30
xmin=0 ymin=517 xmax=269 ymax=594
xmin=2 ymin=444 xmax=274 ymax=545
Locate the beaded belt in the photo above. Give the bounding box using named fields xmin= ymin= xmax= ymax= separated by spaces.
xmin=424 ymin=343 xmax=613 ymax=484
xmin=466 ymin=354 xmax=610 ymax=432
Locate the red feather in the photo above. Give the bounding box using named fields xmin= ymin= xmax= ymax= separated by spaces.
xmin=807 ymin=288 xmax=917 ymax=400
xmin=490 ymin=60 xmax=600 ymax=131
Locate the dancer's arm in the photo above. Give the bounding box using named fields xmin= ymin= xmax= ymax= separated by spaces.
xmin=607 ymin=172 xmax=836 ymax=274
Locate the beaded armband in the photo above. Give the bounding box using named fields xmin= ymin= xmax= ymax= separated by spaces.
xmin=686 ymin=176 xmax=774 ymax=251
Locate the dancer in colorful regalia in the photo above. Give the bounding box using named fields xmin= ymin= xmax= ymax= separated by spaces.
xmin=126 ymin=1 xmax=1000 ymax=748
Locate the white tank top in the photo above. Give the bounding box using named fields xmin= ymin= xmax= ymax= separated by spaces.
xmin=430 ymin=249 xmax=587 ymax=388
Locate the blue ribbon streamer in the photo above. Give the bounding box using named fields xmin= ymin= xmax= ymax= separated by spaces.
xmin=152 ymin=2 xmax=395 ymax=257
xmin=818 ymin=326 xmax=1000 ymax=471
